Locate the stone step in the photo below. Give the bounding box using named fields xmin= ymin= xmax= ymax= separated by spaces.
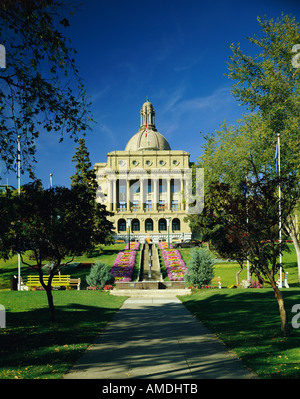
xmin=110 ymin=288 xmax=191 ymax=297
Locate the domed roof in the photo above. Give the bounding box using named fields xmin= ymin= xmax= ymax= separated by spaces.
xmin=125 ymin=100 xmax=171 ymax=151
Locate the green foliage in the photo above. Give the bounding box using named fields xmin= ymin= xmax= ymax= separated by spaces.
xmin=0 ymin=0 xmax=93 ymax=175
xmin=185 ymin=247 xmax=216 ymax=286
xmin=86 ymin=261 xmax=114 ymax=289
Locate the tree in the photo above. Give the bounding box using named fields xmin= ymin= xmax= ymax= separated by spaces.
xmin=70 ymin=138 xmax=98 ymax=198
xmin=189 ymin=163 xmax=299 ymax=336
xmin=0 ymin=180 xmax=114 ymax=321
xmin=86 ymin=261 xmax=114 ymax=289
xmin=184 ymin=247 xmax=215 ymax=287
xmin=0 ymin=0 xmax=93 ymax=175
xmin=226 ymin=13 xmax=300 ymax=281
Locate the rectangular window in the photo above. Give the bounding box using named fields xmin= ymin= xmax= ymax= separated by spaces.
xmin=146 ymin=200 xmax=152 ymax=211
xmin=172 ymin=200 xmax=178 ymax=210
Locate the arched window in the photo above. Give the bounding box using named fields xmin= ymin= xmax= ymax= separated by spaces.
xmin=145 ymin=218 xmax=153 ymax=232
xmin=132 ymin=218 xmax=140 ymax=232
xmin=118 ymin=218 xmax=126 ymax=232
xmin=172 ymin=218 xmax=180 ymax=231
xmin=159 ymin=218 xmax=167 ymax=231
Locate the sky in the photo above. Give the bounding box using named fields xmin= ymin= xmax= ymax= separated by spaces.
xmin=2 ymin=0 xmax=300 ymax=188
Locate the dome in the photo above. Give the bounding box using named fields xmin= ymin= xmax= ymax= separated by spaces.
xmin=125 ymin=100 xmax=171 ymax=151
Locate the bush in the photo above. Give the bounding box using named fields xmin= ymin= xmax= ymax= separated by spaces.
xmin=184 ymin=247 xmax=216 ymax=287
xmin=86 ymin=261 xmax=115 ymax=289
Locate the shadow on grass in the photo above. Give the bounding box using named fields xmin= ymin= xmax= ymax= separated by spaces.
xmin=181 ymin=289 xmax=300 ymax=378
xmin=0 ymin=299 xmax=124 ymax=378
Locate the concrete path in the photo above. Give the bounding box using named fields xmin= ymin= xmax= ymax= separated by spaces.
xmin=64 ymin=295 xmax=256 ymax=379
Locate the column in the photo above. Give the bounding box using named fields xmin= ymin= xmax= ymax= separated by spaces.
xmin=166 ymin=177 xmax=171 ymax=210
xmin=153 ymin=178 xmax=158 ymax=211
xmin=127 ymin=178 xmax=130 ymax=212
xmin=112 ymin=178 xmax=117 ymax=212
xmin=140 ymin=178 xmax=144 ymax=212
xmin=107 ymin=177 xmax=112 ymax=212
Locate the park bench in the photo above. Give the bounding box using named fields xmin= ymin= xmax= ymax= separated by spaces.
xmin=69 ymin=278 xmax=81 ymax=290
xmin=26 ymin=275 xmax=71 ymax=290
xmin=115 ymin=239 xmax=125 ymax=244
xmin=276 ymin=272 xmax=289 ymax=288
xmin=211 ymin=276 xmax=222 ymax=289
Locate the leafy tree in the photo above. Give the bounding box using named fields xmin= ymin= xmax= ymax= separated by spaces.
xmin=184 ymin=247 xmax=215 ymax=287
xmin=0 ymin=180 xmax=114 ymax=321
xmin=0 ymin=0 xmax=93 ymax=175
xmin=86 ymin=261 xmax=114 ymax=289
xmin=190 ymin=162 xmax=299 ymax=336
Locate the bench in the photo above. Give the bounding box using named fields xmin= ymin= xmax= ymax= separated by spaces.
xmin=69 ymin=278 xmax=81 ymax=290
xmin=276 ymin=272 xmax=289 ymax=288
xmin=115 ymin=239 xmax=125 ymax=244
xmin=26 ymin=275 xmax=71 ymax=290
xmin=211 ymin=276 xmax=222 ymax=289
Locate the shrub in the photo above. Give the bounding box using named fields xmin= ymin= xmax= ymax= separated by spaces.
xmin=184 ymin=247 xmax=216 ymax=286
xmin=86 ymin=261 xmax=115 ymax=289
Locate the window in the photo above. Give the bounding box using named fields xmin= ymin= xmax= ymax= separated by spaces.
xmin=119 ymin=201 xmax=126 ymax=211
xmin=147 ymin=181 xmax=152 ymax=193
xmin=118 ymin=219 xmax=126 ymax=232
xmin=159 ymin=218 xmax=167 ymax=231
xmin=158 ymin=200 xmax=165 ymax=211
xmin=145 ymin=219 xmax=153 ymax=231
xmin=132 ymin=219 xmax=140 ymax=232
xmin=172 ymin=218 xmax=180 ymax=231
xmin=146 ymin=200 xmax=152 ymax=211
xmin=159 ymin=180 xmax=165 ymax=193
xmin=172 ymin=200 xmax=178 ymax=210
xmin=132 ymin=201 xmax=139 ymax=211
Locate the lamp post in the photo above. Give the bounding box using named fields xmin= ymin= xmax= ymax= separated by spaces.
xmin=127 ymin=217 xmax=132 ymax=249
xmin=166 ymin=217 xmax=171 ymax=249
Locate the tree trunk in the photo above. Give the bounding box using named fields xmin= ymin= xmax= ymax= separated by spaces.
xmin=236 ymin=266 xmax=243 ymax=286
xmin=45 ymin=287 xmax=55 ymax=322
xmin=267 ymin=272 xmax=290 ymax=336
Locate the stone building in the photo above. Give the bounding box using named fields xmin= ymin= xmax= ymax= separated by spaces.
xmin=94 ymin=100 xmax=194 ymax=243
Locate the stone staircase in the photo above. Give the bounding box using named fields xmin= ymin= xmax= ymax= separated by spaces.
xmin=112 ymin=243 xmax=191 ymax=296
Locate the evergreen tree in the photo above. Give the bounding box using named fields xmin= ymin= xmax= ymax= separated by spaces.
xmin=185 ymin=248 xmax=216 ymax=287
xmin=70 ymin=138 xmax=98 ymax=198
xmin=86 ymin=261 xmax=115 ymax=289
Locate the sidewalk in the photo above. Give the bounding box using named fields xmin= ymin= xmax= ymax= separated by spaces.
xmin=64 ymin=294 xmax=257 ymax=379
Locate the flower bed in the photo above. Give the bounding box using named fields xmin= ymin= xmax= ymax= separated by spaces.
xmin=124 ymin=242 xmax=140 ymax=251
xmin=110 ymin=246 xmax=139 ymax=282
xmin=159 ymin=242 xmax=187 ymax=281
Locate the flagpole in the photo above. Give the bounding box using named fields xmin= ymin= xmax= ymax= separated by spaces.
xmin=17 ymin=135 xmax=21 ymax=291
xmin=278 ymin=133 xmax=283 ymax=288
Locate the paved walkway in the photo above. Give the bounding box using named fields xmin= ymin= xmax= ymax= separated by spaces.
xmin=64 ymin=294 xmax=256 ymax=379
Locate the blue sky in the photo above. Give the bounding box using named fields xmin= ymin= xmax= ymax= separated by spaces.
xmin=2 ymin=0 xmax=300 ymax=188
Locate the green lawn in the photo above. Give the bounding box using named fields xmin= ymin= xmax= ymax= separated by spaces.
xmin=1 ymin=242 xmax=300 ymax=379
xmin=180 ymin=288 xmax=300 ymax=379
xmin=0 ymin=244 xmax=125 ymax=290
xmin=0 ymin=291 xmax=126 ymax=379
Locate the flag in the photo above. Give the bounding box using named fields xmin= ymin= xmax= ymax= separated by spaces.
xmin=243 ymin=179 xmax=247 ymax=200
xmin=13 ymin=154 xmax=18 ymax=173
xmin=274 ymin=140 xmax=279 ymax=173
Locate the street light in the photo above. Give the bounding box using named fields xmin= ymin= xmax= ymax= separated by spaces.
xmin=166 ymin=217 xmax=171 ymax=249
xmin=127 ymin=217 xmax=132 ymax=248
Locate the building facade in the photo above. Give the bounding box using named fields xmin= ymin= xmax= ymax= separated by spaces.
xmin=94 ymin=100 xmax=193 ymax=243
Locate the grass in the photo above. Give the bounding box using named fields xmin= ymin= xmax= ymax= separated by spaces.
xmin=179 ymin=288 xmax=300 ymax=379
xmin=0 ymin=244 xmax=125 ymax=290
xmin=1 ymin=242 xmax=300 ymax=379
xmin=0 ymin=291 xmax=126 ymax=379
